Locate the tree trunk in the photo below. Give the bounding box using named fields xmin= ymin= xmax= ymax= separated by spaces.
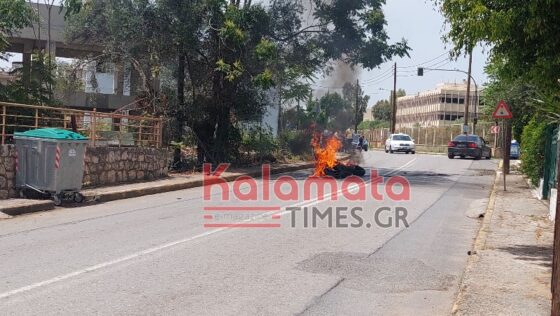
xmin=176 ymin=53 xmax=186 ymax=141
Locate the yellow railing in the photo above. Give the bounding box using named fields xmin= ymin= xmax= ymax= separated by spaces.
xmin=0 ymin=102 xmax=164 ymax=148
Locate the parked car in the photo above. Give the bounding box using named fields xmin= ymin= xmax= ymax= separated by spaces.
xmin=385 ymin=134 xmax=416 ymax=154
xmin=510 ymin=140 xmax=520 ymax=159
xmin=448 ymin=134 xmax=492 ymax=160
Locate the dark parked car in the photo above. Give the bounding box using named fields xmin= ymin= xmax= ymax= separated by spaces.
xmin=448 ymin=135 xmax=492 ymax=160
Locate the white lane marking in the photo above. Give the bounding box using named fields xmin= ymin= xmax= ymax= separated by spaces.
xmin=0 ymin=157 xmax=417 ymax=300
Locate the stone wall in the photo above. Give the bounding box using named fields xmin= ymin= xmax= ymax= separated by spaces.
xmin=83 ymin=147 xmax=171 ymax=188
xmin=0 ymin=145 xmax=16 ymax=199
xmin=0 ymin=145 xmax=171 ymax=199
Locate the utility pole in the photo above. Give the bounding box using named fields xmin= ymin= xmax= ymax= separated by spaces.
xmin=464 ymin=51 xmax=473 ymax=134
xmin=354 ymin=79 xmax=360 ymax=134
xmin=391 ymin=62 xmax=397 ymax=134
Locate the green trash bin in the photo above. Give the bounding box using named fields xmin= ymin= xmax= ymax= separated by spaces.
xmin=14 ymin=128 xmax=88 ymax=205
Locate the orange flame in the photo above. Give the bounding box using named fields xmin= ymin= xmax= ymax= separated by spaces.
xmin=312 ymin=134 xmax=342 ymax=176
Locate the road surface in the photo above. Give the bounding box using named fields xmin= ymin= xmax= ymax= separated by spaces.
xmin=0 ymin=152 xmax=496 ymax=315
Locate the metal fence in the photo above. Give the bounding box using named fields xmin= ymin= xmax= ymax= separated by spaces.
xmin=0 ymin=102 xmax=164 ymax=148
xmin=362 ymin=122 xmax=503 ymax=149
xmin=543 ymin=125 xmax=559 ymax=199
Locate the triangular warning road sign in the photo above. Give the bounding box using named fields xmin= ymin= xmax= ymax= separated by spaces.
xmin=493 ymin=100 xmax=513 ymax=119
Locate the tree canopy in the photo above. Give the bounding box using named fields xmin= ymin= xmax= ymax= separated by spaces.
xmin=0 ymin=0 xmax=33 ymax=60
xmin=60 ymin=0 xmax=409 ymax=162
xmin=435 ymin=0 xmax=560 ymax=121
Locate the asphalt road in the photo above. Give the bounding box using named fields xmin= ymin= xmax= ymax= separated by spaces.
xmin=0 ymin=152 xmax=497 ymax=315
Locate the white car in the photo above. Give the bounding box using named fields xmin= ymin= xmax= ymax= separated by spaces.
xmin=385 ymin=133 xmax=416 ymax=154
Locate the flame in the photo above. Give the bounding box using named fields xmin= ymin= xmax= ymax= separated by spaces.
xmin=312 ymin=133 xmax=342 ymax=176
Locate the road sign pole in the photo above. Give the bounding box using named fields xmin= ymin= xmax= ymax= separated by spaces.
xmin=502 ymin=119 xmax=507 ymax=191
xmin=493 ymin=121 xmax=498 ymax=150
xmin=492 ymin=100 xmax=513 ymax=192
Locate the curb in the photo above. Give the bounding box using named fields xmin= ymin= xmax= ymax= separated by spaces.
xmin=0 ymin=200 xmax=55 ymax=217
xmin=0 ymin=163 xmax=315 ymax=217
xmin=451 ymin=164 xmax=501 ymax=314
xmin=84 ymin=162 xmax=315 ymax=204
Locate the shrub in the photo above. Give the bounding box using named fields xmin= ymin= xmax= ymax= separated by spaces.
xmin=520 ymin=118 xmax=548 ymax=186
xmin=358 ymin=120 xmax=389 ymax=130
xmin=279 ymin=130 xmax=312 ymax=156
xmin=240 ymin=126 xmax=279 ymax=162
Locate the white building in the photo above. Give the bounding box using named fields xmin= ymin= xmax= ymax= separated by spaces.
xmin=396 ymin=82 xmax=482 ymax=128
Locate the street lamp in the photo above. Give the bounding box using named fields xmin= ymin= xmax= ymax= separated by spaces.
xmin=417 ymin=67 xmax=480 ymax=134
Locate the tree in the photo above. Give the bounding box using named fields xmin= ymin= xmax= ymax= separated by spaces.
xmin=482 ymin=59 xmax=538 ymax=141
xmin=434 ymin=0 xmax=560 ymax=120
xmin=63 ymin=0 xmax=410 ymax=163
xmin=372 ymin=99 xmax=391 ymax=122
xmin=0 ymin=0 xmax=33 ymax=59
xmin=315 ymin=92 xmax=353 ymax=131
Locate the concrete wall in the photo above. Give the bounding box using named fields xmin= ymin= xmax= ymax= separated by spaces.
xmin=0 ymin=145 xmax=171 ymax=199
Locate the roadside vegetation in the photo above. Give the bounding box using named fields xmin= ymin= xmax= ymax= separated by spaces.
xmin=436 ymin=0 xmax=560 ymax=184
xmin=0 ymin=0 xmax=410 ymax=166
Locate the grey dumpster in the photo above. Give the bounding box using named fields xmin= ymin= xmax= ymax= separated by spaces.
xmin=14 ymin=128 xmax=88 ymax=204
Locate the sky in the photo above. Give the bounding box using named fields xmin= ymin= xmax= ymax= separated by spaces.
xmin=315 ymin=0 xmax=489 ymax=106
xmin=3 ymin=0 xmax=489 ymax=107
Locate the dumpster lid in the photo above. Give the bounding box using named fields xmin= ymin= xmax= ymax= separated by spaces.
xmin=14 ymin=128 xmax=88 ymax=140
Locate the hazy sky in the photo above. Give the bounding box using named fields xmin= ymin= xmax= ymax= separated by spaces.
xmin=315 ymin=0 xmax=489 ymax=106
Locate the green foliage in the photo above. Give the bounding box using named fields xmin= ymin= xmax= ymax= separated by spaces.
xmin=255 ymin=38 xmax=277 ymax=60
xmin=220 ymin=19 xmax=246 ymax=43
xmin=215 ymin=59 xmax=245 ymax=82
xmin=0 ymin=52 xmax=59 ymax=106
xmin=372 ymin=99 xmax=391 ymax=122
xmin=358 ymin=120 xmax=389 ymax=130
xmin=341 ymin=82 xmax=370 ymax=131
xmin=436 ymin=0 xmax=560 ymax=118
xmin=241 ymin=125 xmax=279 ymax=162
xmin=316 ymin=92 xmax=353 ymax=131
xmin=520 ymin=118 xmax=548 ymax=186
xmin=312 ymin=0 xmax=411 ymax=68
xmin=253 ymin=68 xmax=275 ymax=89
xmin=0 ymin=0 xmax=33 ymax=58
xmin=482 ymin=60 xmax=538 ymax=141
xmin=64 ymin=0 xmax=407 ymax=163
xmin=279 ymin=130 xmax=312 ymax=156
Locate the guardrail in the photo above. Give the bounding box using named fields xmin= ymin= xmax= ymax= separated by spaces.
xmin=0 ymin=101 xmax=164 ymax=148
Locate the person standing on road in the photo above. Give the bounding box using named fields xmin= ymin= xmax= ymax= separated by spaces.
xmin=358 ymin=135 xmax=364 ymax=149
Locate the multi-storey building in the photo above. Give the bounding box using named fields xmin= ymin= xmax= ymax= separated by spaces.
xmin=396 ymin=82 xmax=482 ymax=128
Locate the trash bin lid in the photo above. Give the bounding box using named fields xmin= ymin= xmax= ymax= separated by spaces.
xmin=14 ymin=128 xmax=88 ymax=140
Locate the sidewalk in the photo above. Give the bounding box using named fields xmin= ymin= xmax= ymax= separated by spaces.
xmin=453 ymin=168 xmax=554 ymax=315
xmin=0 ymin=161 xmax=315 ymax=218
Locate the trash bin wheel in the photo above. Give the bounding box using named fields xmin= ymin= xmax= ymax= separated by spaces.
xmin=73 ymin=193 xmax=85 ymax=203
xmin=18 ymin=189 xmax=26 ymax=199
xmin=53 ymin=194 xmax=63 ymax=206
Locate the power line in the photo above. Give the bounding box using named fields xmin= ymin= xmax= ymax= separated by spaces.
xmin=398 ymin=52 xmax=449 ymax=69
xmin=424 ymin=60 xmax=453 ymax=73
xmin=363 ymin=71 xmax=394 ymax=85
xmin=361 ymin=66 xmax=394 ymax=83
